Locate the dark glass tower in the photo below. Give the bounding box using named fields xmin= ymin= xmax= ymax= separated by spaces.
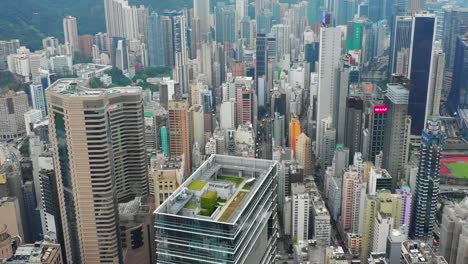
xmin=305 ymin=42 xmax=319 ymax=72
xmin=448 ymin=36 xmax=468 ymax=114
xmin=255 ymin=32 xmax=267 ymax=82
xmin=344 ymin=97 xmax=364 ymax=163
xmin=147 ymin=12 xmax=166 ymax=66
xmin=409 ymin=118 xmax=445 ymax=242
xmin=408 ymin=13 xmax=436 ymax=135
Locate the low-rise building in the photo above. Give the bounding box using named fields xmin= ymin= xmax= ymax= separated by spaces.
xmin=6 ymin=242 xmax=62 ymax=264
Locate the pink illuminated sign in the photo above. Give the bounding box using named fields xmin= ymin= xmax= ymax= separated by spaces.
xmin=374 ymin=106 xmax=388 ymax=114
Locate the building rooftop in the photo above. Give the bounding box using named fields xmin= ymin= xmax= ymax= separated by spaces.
xmin=401 ymin=240 xmax=448 ymax=264
xmin=46 ymin=78 xmax=141 ymax=97
xmin=119 ymin=196 xmax=152 ymax=217
xmin=73 ymin=63 xmax=111 ymax=76
xmin=155 ymin=155 xmax=277 ymax=224
xmin=7 ymin=242 xmax=61 ymax=263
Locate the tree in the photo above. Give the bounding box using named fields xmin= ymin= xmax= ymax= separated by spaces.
xmin=19 ymin=139 xmax=30 ymax=158
xmin=88 ymin=77 xmax=105 ymax=88
xmin=105 ymin=67 xmax=131 ymax=86
xmin=72 ymin=51 xmax=92 ymax=64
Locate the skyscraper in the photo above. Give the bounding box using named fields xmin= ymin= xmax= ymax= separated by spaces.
xmin=256 ymin=32 xmax=267 ymax=82
xmin=236 ymin=0 xmax=248 ymax=35
xmin=147 ymin=12 xmax=165 ymax=66
xmin=409 ymin=118 xmax=445 ymax=242
xmin=408 ymin=12 xmax=436 ymax=135
xmin=292 ymin=190 xmax=310 ymax=243
xmin=0 ymin=39 xmax=20 ymax=71
xmin=160 ymin=126 xmax=169 ymax=157
xmin=272 ymin=24 xmax=290 ymax=61
xmin=344 ymin=97 xmax=364 ymax=163
xmin=104 ymin=0 xmax=148 ymax=40
xmin=408 ymin=0 xmax=424 ymax=15
xmin=161 ymin=16 xmax=175 ymax=67
xmin=448 ymin=35 xmax=468 ymax=114
xmin=295 ymin=133 xmax=312 ymax=175
xmin=46 ymin=79 xmax=148 ymax=263
xmin=215 ymin=3 xmax=236 ymax=44
xmin=382 ymin=84 xmax=411 ymax=187
xmin=168 ymin=100 xmax=191 ymax=176
xmin=427 ymin=43 xmax=445 ymax=117
xmin=236 ymin=86 xmax=254 ymax=126
xmin=316 ymin=26 xmax=341 ymax=161
xmin=442 ymin=8 xmax=468 ymax=91
xmin=194 ymin=0 xmax=211 ymax=37
xmin=154 ymin=155 xmax=278 ymax=263
xmin=112 ymin=37 xmax=129 ymax=71
xmin=363 ymin=100 xmax=387 ymax=164
xmin=289 ymin=118 xmax=301 ymax=157
xmin=440 ymin=197 xmax=468 ymax=264
xmin=63 ymin=16 xmax=79 ymax=52
xmin=389 ymin=16 xmax=412 ymax=77
xmin=341 ymin=167 xmax=360 ymax=233
xmin=162 ymin=12 xmax=189 ymax=93
xmin=361 ymin=191 xmax=402 ymax=262
xmin=0 ymin=91 xmax=28 ymax=140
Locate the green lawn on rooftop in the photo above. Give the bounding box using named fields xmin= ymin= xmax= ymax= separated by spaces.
xmin=218 ymin=191 xmax=247 ymax=222
xmin=447 ymin=163 xmax=468 ymax=179
xmin=188 ymin=180 xmax=207 ymax=191
xmin=217 ymin=175 xmax=244 ymax=187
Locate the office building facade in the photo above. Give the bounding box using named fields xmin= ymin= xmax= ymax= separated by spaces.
xmin=46 ymin=79 xmax=148 ymax=263
xmin=408 ymin=13 xmax=436 ymax=135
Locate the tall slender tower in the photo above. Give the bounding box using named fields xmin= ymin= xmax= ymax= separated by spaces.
xmin=295 ymin=133 xmax=312 ymax=175
xmin=194 ymin=0 xmax=211 ymax=36
xmin=63 ymin=16 xmax=79 ymax=52
xmin=236 ymin=0 xmax=248 ymax=35
xmin=442 ymin=8 xmax=468 ymax=94
xmin=382 ymin=83 xmax=411 ymax=188
xmin=389 ymin=16 xmax=412 ymax=77
xmin=316 ymin=26 xmax=341 ymax=162
xmin=448 ymin=35 xmax=468 ymax=114
xmin=147 ymin=12 xmax=165 ymax=66
xmin=289 ymin=118 xmax=301 ymax=157
xmin=408 ymin=12 xmax=436 ymax=135
xmin=46 ymin=79 xmax=148 ymax=263
xmin=409 ymin=117 xmax=445 ymax=242
xmin=168 ymin=100 xmax=191 ymax=176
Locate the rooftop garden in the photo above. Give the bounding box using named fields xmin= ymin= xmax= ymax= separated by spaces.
xmin=185 ymin=204 xmax=197 ymax=210
xmin=242 ymin=182 xmax=253 ymax=190
xmin=218 ymin=191 xmax=247 ymax=222
xmin=188 ymin=180 xmax=207 ymax=191
xmin=198 ymin=191 xmax=218 ymax=217
xmin=217 ymin=175 xmax=244 ymax=187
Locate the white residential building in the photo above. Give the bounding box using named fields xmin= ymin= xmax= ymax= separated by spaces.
xmin=292 ymin=192 xmax=310 ymax=242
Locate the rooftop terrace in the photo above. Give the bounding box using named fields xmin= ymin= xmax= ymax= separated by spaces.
xmin=47 ymin=78 xmax=141 ymax=97
xmin=155 ymin=155 xmax=277 ymax=224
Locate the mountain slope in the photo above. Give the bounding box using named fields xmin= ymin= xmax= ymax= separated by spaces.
xmin=0 ymin=0 xmax=193 ymax=50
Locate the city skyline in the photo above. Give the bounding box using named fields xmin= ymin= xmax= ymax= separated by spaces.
xmin=0 ymin=0 xmax=467 ymax=263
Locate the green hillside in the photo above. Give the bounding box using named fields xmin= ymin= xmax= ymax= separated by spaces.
xmin=0 ymin=0 xmax=193 ymax=50
xmin=0 ymin=0 xmax=299 ymax=51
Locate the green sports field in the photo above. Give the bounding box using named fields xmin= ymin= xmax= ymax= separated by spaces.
xmin=447 ymin=163 xmax=468 ymax=179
